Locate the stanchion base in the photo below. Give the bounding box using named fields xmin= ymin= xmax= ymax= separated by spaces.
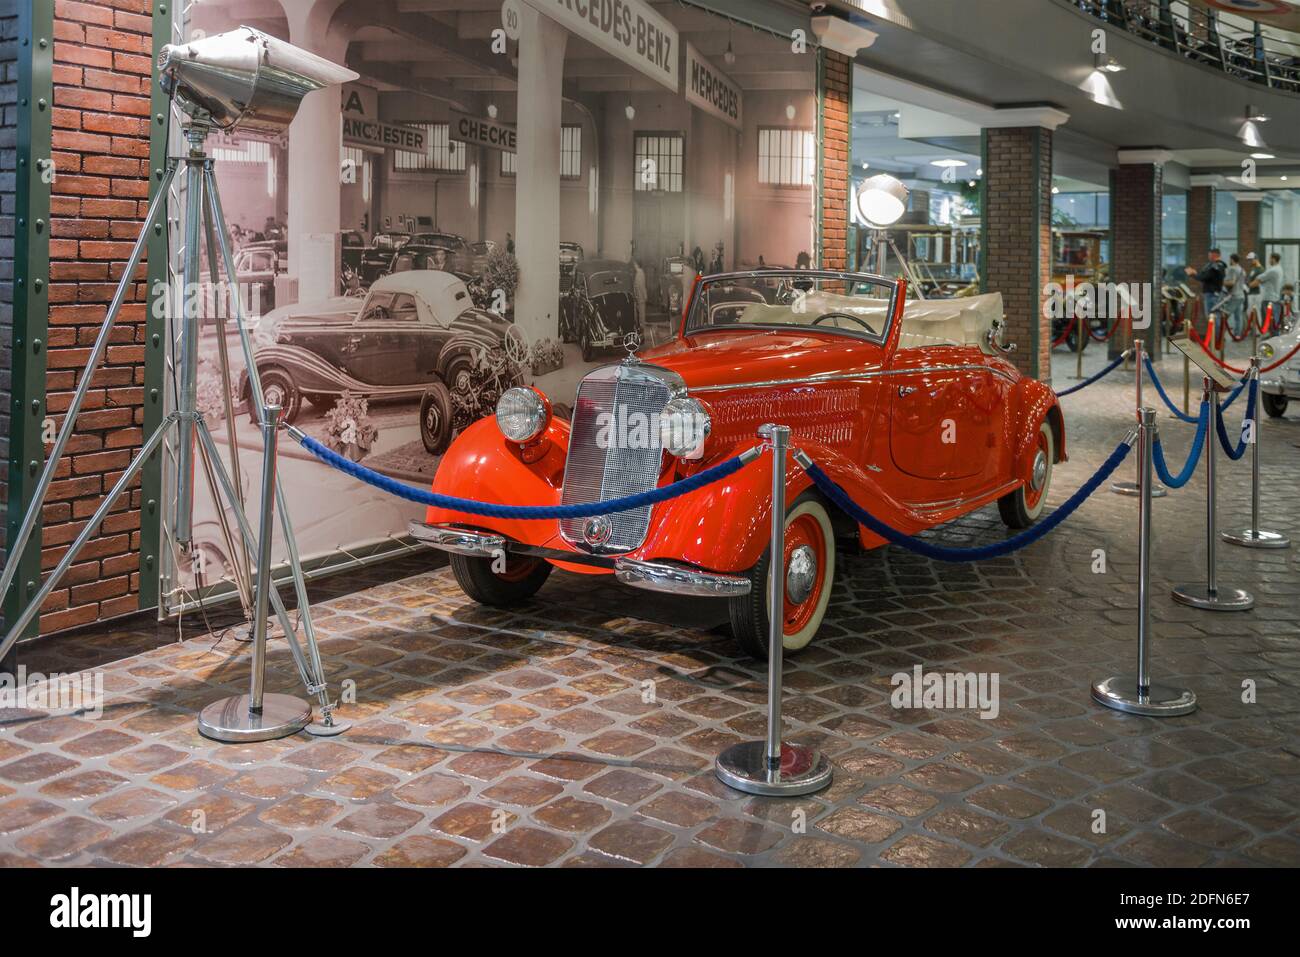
xmin=305 ymin=716 xmax=352 ymax=737
xmin=1110 ymin=480 xmax=1168 ymax=498
xmin=1221 ymin=528 xmax=1291 ymax=549
xmin=715 ymin=740 xmax=832 ymax=797
xmin=197 ymin=693 xmax=311 ymax=743
xmin=1171 ymin=583 xmax=1255 ymax=611
xmin=1091 ymin=675 xmax=1197 ymax=716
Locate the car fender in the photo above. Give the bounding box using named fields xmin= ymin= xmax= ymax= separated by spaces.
xmin=423 ymin=415 xmax=576 ymax=551
xmin=642 ymin=438 xmax=931 ymax=572
xmin=1009 ymin=377 xmax=1066 ymax=473
xmin=239 ymin=344 xmax=348 ymax=396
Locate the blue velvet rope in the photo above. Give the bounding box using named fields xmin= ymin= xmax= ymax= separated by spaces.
xmin=293 ymin=430 xmax=751 ymax=518
xmin=1152 ymin=401 xmax=1209 ymax=489
xmin=1215 ymin=378 xmax=1258 ymax=461
xmin=802 ymin=439 xmax=1132 ymax=563
xmin=1142 ymin=354 xmax=1246 ymax=423
xmin=1054 ymin=351 xmax=1128 ymax=397
xmin=1142 ymin=355 xmax=1200 ymax=424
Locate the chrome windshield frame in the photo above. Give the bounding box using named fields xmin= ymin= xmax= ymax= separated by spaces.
xmin=680 ymin=269 xmax=903 ymax=346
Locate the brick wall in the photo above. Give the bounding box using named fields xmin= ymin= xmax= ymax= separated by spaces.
xmin=819 ymin=48 xmax=849 ymax=271
xmin=1236 ymin=197 xmax=1260 ymax=259
xmin=40 ymin=0 xmax=154 ymax=632
xmin=983 ymin=126 xmax=1051 ymax=381
xmin=1112 ymin=162 xmax=1163 ymax=354
xmin=1187 ymin=184 xmax=1213 ymax=268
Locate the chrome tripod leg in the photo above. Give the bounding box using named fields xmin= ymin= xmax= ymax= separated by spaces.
xmin=201 ymin=167 xmax=346 ymax=735
xmin=198 ymin=404 xmax=311 ymax=743
xmin=0 ymin=162 xmax=179 ymax=611
xmin=192 ymin=418 xmax=317 ymax=693
xmin=0 ymin=414 xmax=179 ymax=660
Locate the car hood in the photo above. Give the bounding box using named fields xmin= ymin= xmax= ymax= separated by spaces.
xmin=640 ymin=328 xmax=884 ymax=391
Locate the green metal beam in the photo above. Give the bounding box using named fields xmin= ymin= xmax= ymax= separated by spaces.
xmin=139 ymin=2 xmax=174 ymax=612
xmin=4 ymin=0 xmax=55 ymax=650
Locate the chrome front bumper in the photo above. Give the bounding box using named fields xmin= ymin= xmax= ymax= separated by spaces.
xmin=409 ymin=522 xmax=750 ymax=597
xmin=408 ymin=523 xmax=504 ymax=557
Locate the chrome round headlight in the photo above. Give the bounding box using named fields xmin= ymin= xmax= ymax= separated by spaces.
xmin=1261 ymin=342 xmax=1275 ymax=360
xmin=496 ymin=387 xmax=549 ymax=443
xmin=659 ymin=396 xmax=711 ymax=458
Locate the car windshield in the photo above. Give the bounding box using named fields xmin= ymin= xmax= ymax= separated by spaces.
xmin=684 ymin=270 xmax=898 ymax=342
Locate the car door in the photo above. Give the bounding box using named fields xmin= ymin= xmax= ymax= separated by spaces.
xmin=345 ymin=292 xmax=422 ymax=386
xmin=887 ymin=349 xmax=1007 ymax=482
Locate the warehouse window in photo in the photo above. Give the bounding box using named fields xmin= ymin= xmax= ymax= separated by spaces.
xmin=394 ymin=123 xmax=466 ymax=172
xmin=499 ymin=125 xmax=580 ymax=178
xmin=758 ymin=127 xmax=815 ymax=188
xmin=634 ymin=132 xmax=684 ymax=193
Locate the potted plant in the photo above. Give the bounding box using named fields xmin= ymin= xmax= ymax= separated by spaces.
xmin=323 ymin=392 xmax=378 ymax=462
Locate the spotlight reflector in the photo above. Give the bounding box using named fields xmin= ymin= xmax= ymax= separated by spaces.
xmin=855 ymin=173 xmax=908 ymax=227
xmin=158 ymin=26 xmax=358 ymax=138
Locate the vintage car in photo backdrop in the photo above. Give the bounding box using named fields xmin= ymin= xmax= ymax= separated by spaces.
xmin=236 ymin=270 xmax=527 ymax=455
xmin=411 ymin=269 xmax=1064 ymax=658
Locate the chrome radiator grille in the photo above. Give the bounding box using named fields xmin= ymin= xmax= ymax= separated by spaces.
xmin=560 ymin=362 xmax=677 ymax=554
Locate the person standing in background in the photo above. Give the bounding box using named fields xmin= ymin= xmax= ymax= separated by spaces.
xmin=1224 ymin=252 xmax=1246 ymax=336
xmin=1257 ymin=252 xmax=1285 ymax=329
xmin=1244 ymin=251 xmax=1263 ymax=321
xmin=1185 ymin=248 xmax=1226 ymax=323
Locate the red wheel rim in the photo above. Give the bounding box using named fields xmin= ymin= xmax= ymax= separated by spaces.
xmin=782 ymin=512 xmax=827 ymax=636
xmin=1024 ymin=430 xmax=1050 ymax=510
xmin=496 ymin=557 xmax=541 ymax=582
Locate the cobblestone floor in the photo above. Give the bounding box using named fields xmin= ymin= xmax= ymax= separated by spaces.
xmin=2 ymin=344 xmax=1297 ymax=867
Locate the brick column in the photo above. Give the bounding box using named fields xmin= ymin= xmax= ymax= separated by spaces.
xmin=1187 ymin=181 xmax=1215 ymax=269
xmin=42 ymin=0 xmax=155 ymax=632
xmin=818 ymin=49 xmax=850 ymax=271
xmin=1113 ymin=151 xmax=1168 ymax=357
xmin=982 ymin=125 xmax=1054 ymax=381
xmin=1236 ymin=192 xmax=1261 ymax=258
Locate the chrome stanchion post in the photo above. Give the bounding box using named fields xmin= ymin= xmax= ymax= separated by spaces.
xmin=1223 ymin=358 xmax=1289 ymax=549
xmin=198 ymin=404 xmax=312 ymax=741
xmin=715 ymin=424 xmax=832 ymax=797
xmin=1172 ymin=378 xmax=1254 ymax=611
xmin=1112 ymin=339 xmax=1167 ymax=498
xmin=1093 ymin=409 xmax=1196 ymax=716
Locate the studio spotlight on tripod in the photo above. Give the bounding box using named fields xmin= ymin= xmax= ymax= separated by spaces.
xmin=0 ymin=27 xmax=358 ymax=741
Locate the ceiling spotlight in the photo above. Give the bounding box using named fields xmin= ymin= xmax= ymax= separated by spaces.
xmin=855 ymin=173 xmax=909 ymax=228
xmin=785 ymin=103 xmax=796 ymax=120
xmin=487 ymin=103 xmax=498 ymax=119
xmin=625 ymin=103 xmax=636 ymax=120
xmin=930 ymin=158 xmax=967 ymax=168
xmin=1051 ymin=186 xmax=1060 ymax=194
xmin=1095 ymin=53 xmax=1125 ymax=72
xmin=1239 ymin=120 xmax=1268 ymax=150
xmin=975 ymin=167 xmax=982 ymax=176
xmin=967 ymin=180 xmax=976 ymax=188
xmin=861 ymin=161 xmax=870 ymax=170
xmin=1246 ymin=105 xmax=1270 ymax=122
xmin=1251 ymin=152 xmax=1274 ymax=159
xmin=724 ymin=26 xmax=736 ymax=66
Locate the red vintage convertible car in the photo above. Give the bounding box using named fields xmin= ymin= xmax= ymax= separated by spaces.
xmin=410 ymin=269 xmax=1065 ymax=658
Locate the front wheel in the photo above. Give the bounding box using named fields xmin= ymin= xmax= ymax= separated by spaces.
xmin=999 ymin=421 xmax=1054 ymax=529
xmin=247 ymin=368 xmax=301 ymax=425
xmin=729 ymin=494 xmax=836 ymax=660
xmin=419 ymin=381 xmax=453 ymax=454
xmin=1262 ymin=392 xmax=1289 ymax=418
xmin=449 ymin=553 xmax=552 ymax=606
